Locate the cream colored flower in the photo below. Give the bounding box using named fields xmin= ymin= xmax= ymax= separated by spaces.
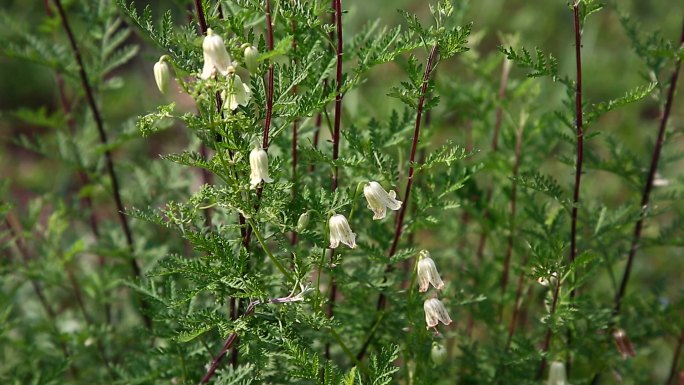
xmin=249 ymin=147 xmax=273 ymax=188
xmin=328 ymin=214 xmax=356 ymax=249
xmin=363 ymin=181 xmax=402 ymax=220
xmin=222 ymin=66 xmax=251 ymax=110
xmin=548 ymin=361 xmax=569 ymax=385
xmin=153 ymin=56 xmax=171 ymax=94
xmin=423 ymin=298 xmax=452 ymax=329
xmin=201 ymin=28 xmax=232 ymax=79
xmin=417 ymin=250 xmax=444 ymax=292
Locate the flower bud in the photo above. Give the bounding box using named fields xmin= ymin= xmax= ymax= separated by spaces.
xmin=243 ymin=45 xmax=259 ymax=73
xmin=328 ymin=214 xmax=356 ymax=249
xmin=537 ymin=272 xmax=558 ymax=288
xmin=363 ymin=181 xmax=402 ymax=220
xmin=423 ymin=298 xmax=452 ymax=329
xmin=430 ymin=342 xmax=447 ymax=365
xmin=547 ymin=361 xmax=568 ymax=385
xmin=201 ymin=28 xmax=232 ymax=79
xmin=296 ymin=212 xmax=310 ymax=232
xmin=153 ymin=56 xmax=171 ymax=94
xmin=417 ymin=250 xmax=444 ymax=292
xmin=249 ymin=147 xmax=274 ymax=188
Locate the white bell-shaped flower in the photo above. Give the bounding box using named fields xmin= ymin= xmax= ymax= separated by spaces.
xmin=417 ymin=250 xmax=445 ymax=292
xmin=201 ymin=28 xmax=232 ymax=79
xmin=249 ymin=146 xmax=274 ymax=188
xmin=153 ymin=56 xmax=171 ymax=94
xmin=363 ymin=181 xmax=402 ymax=220
xmin=222 ymin=66 xmax=251 ymax=111
xmin=328 ymin=214 xmax=356 ymax=249
xmin=547 ymin=361 xmax=569 ymax=385
xmin=423 ymin=298 xmax=452 ymax=329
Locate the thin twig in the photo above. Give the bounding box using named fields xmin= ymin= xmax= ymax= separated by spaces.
xmin=331 ymin=0 xmax=343 ymax=191
xmin=52 ymin=0 xmax=151 ymax=328
xmin=565 ymin=4 xmax=585 ymax=377
xmin=613 ymin=19 xmax=684 ymax=315
xmin=569 ymin=1 xmax=584 ymax=277
xmin=263 ymin=0 xmax=275 ymax=150
xmin=325 ymin=0 xmax=344 ymax=360
xmin=357 ymin=44 xmax=440 ymax=361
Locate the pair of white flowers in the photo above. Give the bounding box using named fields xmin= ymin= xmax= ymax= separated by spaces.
xmin=202 ymin=28 xmax=255 ymax=111
xmin=327 ymin=182 xmax=403 ymax=249
xmin=417 ymin=250 xmax=452 ymax=329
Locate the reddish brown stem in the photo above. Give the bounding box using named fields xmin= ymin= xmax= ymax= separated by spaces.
xmin=357 ymin=45 xmax=439 ymax=360
xmin=263 ymin=0 xmax=275 ymax=150
xmin=569 ymin=2 xmax=584 ymax=275
xmin=614 ymin=18 xmax=684 ymax=315
xmin=325 ymin=0 xmax=344 ymax=360
xmin=331 ymin=0 xmax=343 ymax=191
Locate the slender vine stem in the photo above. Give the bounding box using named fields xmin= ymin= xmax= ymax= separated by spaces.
xmin=331 ymin=0 xmax=343 ymax=191
xmin=613 ymin=19 xmax=684 ymax=316
xmin=263 ymin=0 xmax=275 ymax=150
xmin=52 ymin=0 xmax=151 ymax=328
xmin=324 ymin=0 xmax=344 ymax=360
xmin=569 ymin=1 xmax=584 ymax=275
xmin=565 ymin=4 xmax=585 ymax=377
xmin=381 ymin=44 xmax=439 ymax=308
xmin=291 ymin=19 xmax=299 ymax=245
xmin=247 ymin=218 xmax=295 ymax=282
xmin=356 ymin=44 xmax=439 ymax=361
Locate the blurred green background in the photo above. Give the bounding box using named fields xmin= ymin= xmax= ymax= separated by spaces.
xmin=1 ymin=0 xmax=682 ymax=199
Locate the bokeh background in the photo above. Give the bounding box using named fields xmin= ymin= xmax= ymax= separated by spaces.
xmin=1 ymin=0 xmax=683 ymax=382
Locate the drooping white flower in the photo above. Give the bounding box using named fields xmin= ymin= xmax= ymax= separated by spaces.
xmin=153 ymin=56 xmax=171 ymax=94
xmin=222 ymin=66 xmax=251 ymax=110
xmin=201 ymin=28 xmax=232 ymax=79
xmin=249 ymin=146 xmax=273 ymax=188
xmin=547 ymin=361 xmax=568 ymax=385
xmin=423 ymin=298 xmax=452 ymax=329
xmin=417 ymin=250 xmax=445 ymax=292
xmin=363 ymin=181 xmax=402 ymax=220
xmin=243 ymin=45 xmax=259 ymax=73
xmin=328 ymin=214 xmax=356 ymax=249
